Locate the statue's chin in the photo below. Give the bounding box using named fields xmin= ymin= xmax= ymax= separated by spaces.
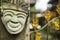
xmin=5 ymin=22 xmax=24 ymax=34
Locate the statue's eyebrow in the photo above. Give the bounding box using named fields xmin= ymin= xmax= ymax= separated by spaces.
xmin=3 ymin=10 xmax=27 ymax=17
xmin=3 ymin=11 xmax=14 ymax=15
xmin=1 ymin=9 xmax=29 ymax=17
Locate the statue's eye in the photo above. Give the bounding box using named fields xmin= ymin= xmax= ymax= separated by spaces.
xmin=17 ymin=15 xmax=24 ymax=19
xmin=17 ymin=13 xmax=27 ymax=19
xmin=4 ymin=12 xmax=13 ymax=17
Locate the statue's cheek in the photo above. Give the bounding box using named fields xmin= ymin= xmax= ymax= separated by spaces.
xmin=1 ymin=16 xmax=11 ymax=23
xmin=18 ymin=18 xmax=26 ymax=24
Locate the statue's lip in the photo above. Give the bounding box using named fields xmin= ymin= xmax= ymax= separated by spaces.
xmin=7 ymin=23 xmax=21 ymax=32
xmin=9 ymin=22 xmax=20 ymax=28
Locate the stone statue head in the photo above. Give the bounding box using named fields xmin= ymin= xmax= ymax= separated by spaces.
xmin=0 ymin=0 xmax=29 ymax=34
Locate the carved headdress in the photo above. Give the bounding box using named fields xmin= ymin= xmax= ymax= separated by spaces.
xmin=0 ymin=0 xmax=29 ymax=14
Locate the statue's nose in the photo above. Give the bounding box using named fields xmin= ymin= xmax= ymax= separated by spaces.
xmin=11 ymin=16 xmax=18 ymax=23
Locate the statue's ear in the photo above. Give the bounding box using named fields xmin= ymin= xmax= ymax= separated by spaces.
xmin=0 ymin=8 xmax=3 ymax=17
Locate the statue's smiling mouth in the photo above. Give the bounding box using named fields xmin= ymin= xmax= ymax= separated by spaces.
xmin=11 ymin=21 xmax=18 ymax=24
xmin=7 ymin=22 xmax=22 ymax=32
xmin=9 ymin=21 xmax=20 ymax=28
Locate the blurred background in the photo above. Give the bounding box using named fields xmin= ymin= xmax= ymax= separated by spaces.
xmin=30 ymin=0 xmax=60 ymax=40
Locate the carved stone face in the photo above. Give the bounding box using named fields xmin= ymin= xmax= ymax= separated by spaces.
xmin=1 ymin=10 xmax=27 ymax=34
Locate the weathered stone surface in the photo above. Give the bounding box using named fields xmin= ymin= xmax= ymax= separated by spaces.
xmin=0 ymin=18 xmax=28 ymax=40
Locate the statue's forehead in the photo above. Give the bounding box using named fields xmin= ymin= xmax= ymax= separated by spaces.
xmin=0 ymin=3 xmax=28 ymax=14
